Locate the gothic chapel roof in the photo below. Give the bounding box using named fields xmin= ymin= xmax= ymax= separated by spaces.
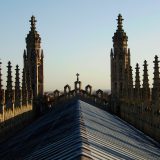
xmin=0 ymin=100 xmax=160 ymax=159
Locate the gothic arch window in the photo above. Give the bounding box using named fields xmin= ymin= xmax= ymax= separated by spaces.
xmin=85 ymin=85 xmax=92 ymax=95
xmin=75 ymin=81 xmax=81 ymax=90
xmin=53 ymin=90 xmax=60 ymax=98
xmin=64 ymin=85 xmax=71 ymax=94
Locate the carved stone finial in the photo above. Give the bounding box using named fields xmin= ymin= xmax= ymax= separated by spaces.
xmin=153 ymin=55 xmax=160 ymax=88
xmin=30 ymin=15 xmax=37 ymax=31
xmin=142 ymin=60 xmax=150 ymax=102
xmin=143 ymin=60 xmax=149 ymax=88
xmin=152 ymin=55 xmax=160 ymax=112
xmin=117 ymin=14 xmax=124 ymax=31
xmin=135 ymin=63 xmax=141 ymax=89
xmin=15 ymin=65 xmax=21 ymax=107
xmin=6 ymin=61 xmax=13 ymax=107
xmin=75 ymin=73 xmax=81 ymax=92
xmin=76 ymin=73 xmax=79 ymax=81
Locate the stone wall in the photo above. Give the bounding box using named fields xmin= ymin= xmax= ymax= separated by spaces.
xmin=120 ymin=102 xmax=160 ymax=142
xmin=0 ymin=104 xmax=34 ymax=142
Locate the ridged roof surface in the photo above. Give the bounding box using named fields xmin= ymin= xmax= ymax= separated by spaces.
xmin=0 ymin=100 xmax=160 ymax=159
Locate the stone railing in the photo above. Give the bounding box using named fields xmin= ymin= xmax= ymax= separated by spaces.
xmin=0 ymin=103 xmax=34 ymax=142
xmin=0 ymin=104 xmax=32 ymax=122
xmin=46 ymin=88 xmax=109 ymax=111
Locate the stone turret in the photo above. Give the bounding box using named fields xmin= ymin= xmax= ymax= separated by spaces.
xmin=22 ymin=69 xmax=28 ymax=106
xmin=5 ymin=61 xmax=13 ymax=108
xmin=152 ymin=55 xmax=160 ymax=113
xmin=111 ymin=14 xmax=131 ymax=99
xmin=135 ymin=63 xmax=141 ymax=100
xmin=24 ymin=15 xmax=44 ymax=99
xmin=15 ymin=65 xmax=21 ymax=107
xmin=142 ymin=60 xmax=150 ymax=104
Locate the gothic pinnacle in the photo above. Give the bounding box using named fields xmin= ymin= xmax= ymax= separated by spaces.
xmin=117 ymin=14 xmax=124 ymax=31
xmin=135 ymin=63 xmax=141 ymax=89
xmin=30 ymin=15 xmax=37 ymax=31
xmin=6 ymin=61 xmax=12 ymax=92
xmin=143 ymin=60 xmax=149 ymax=89
xmin=15 ymin=65 xmax=21 ymax=107
xmin=153 ymin=55 xmax=160 ymax=88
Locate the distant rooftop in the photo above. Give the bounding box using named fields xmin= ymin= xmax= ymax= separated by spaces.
xmin=0 ymin=100 xmax=160 ymax=159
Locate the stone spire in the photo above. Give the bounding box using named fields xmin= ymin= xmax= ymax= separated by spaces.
xmin=22 ymin=69 xmax=28 ymax=106
xmin=152 ymin=55 xmax=160 ymax=112
xmin=142 ymin=60 xmax=150 ymax=103
xmin=135 ymin=63 xmax=141 ymax=88
xmin=5 ymin=61 xmax=13 ymax=108
xmin=111 ymin=14 xmax=130 ymax=99
xmin=135 ymin=63 xmax=141 ymax=100
xmin=112 ymin=14 xmax=128 ymax=52
xmin=26 ymin=15 xmax=41 ymax=50
xmin=143 ymin=60 xmax=149 ymax=88
xmin=153 ymin=55 xmax=160 ymax=88
xmin=15 ymin=65 xmax=21 ymax=107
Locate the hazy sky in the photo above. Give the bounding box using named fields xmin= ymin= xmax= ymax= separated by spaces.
xmin=0 ymin=0 xmax=160 ymax=91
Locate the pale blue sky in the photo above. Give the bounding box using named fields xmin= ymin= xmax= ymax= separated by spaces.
xmin=0 ymin=0 xmax=160 ymax=91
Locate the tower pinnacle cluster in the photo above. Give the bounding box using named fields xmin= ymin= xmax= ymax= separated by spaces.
xmin=0 ymin=16 xmax=44 ymax=110
xmin=111 ymin=14 xmax=160 ymax=142
xmin=24 ymin=16 xmax=44 ymax=98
